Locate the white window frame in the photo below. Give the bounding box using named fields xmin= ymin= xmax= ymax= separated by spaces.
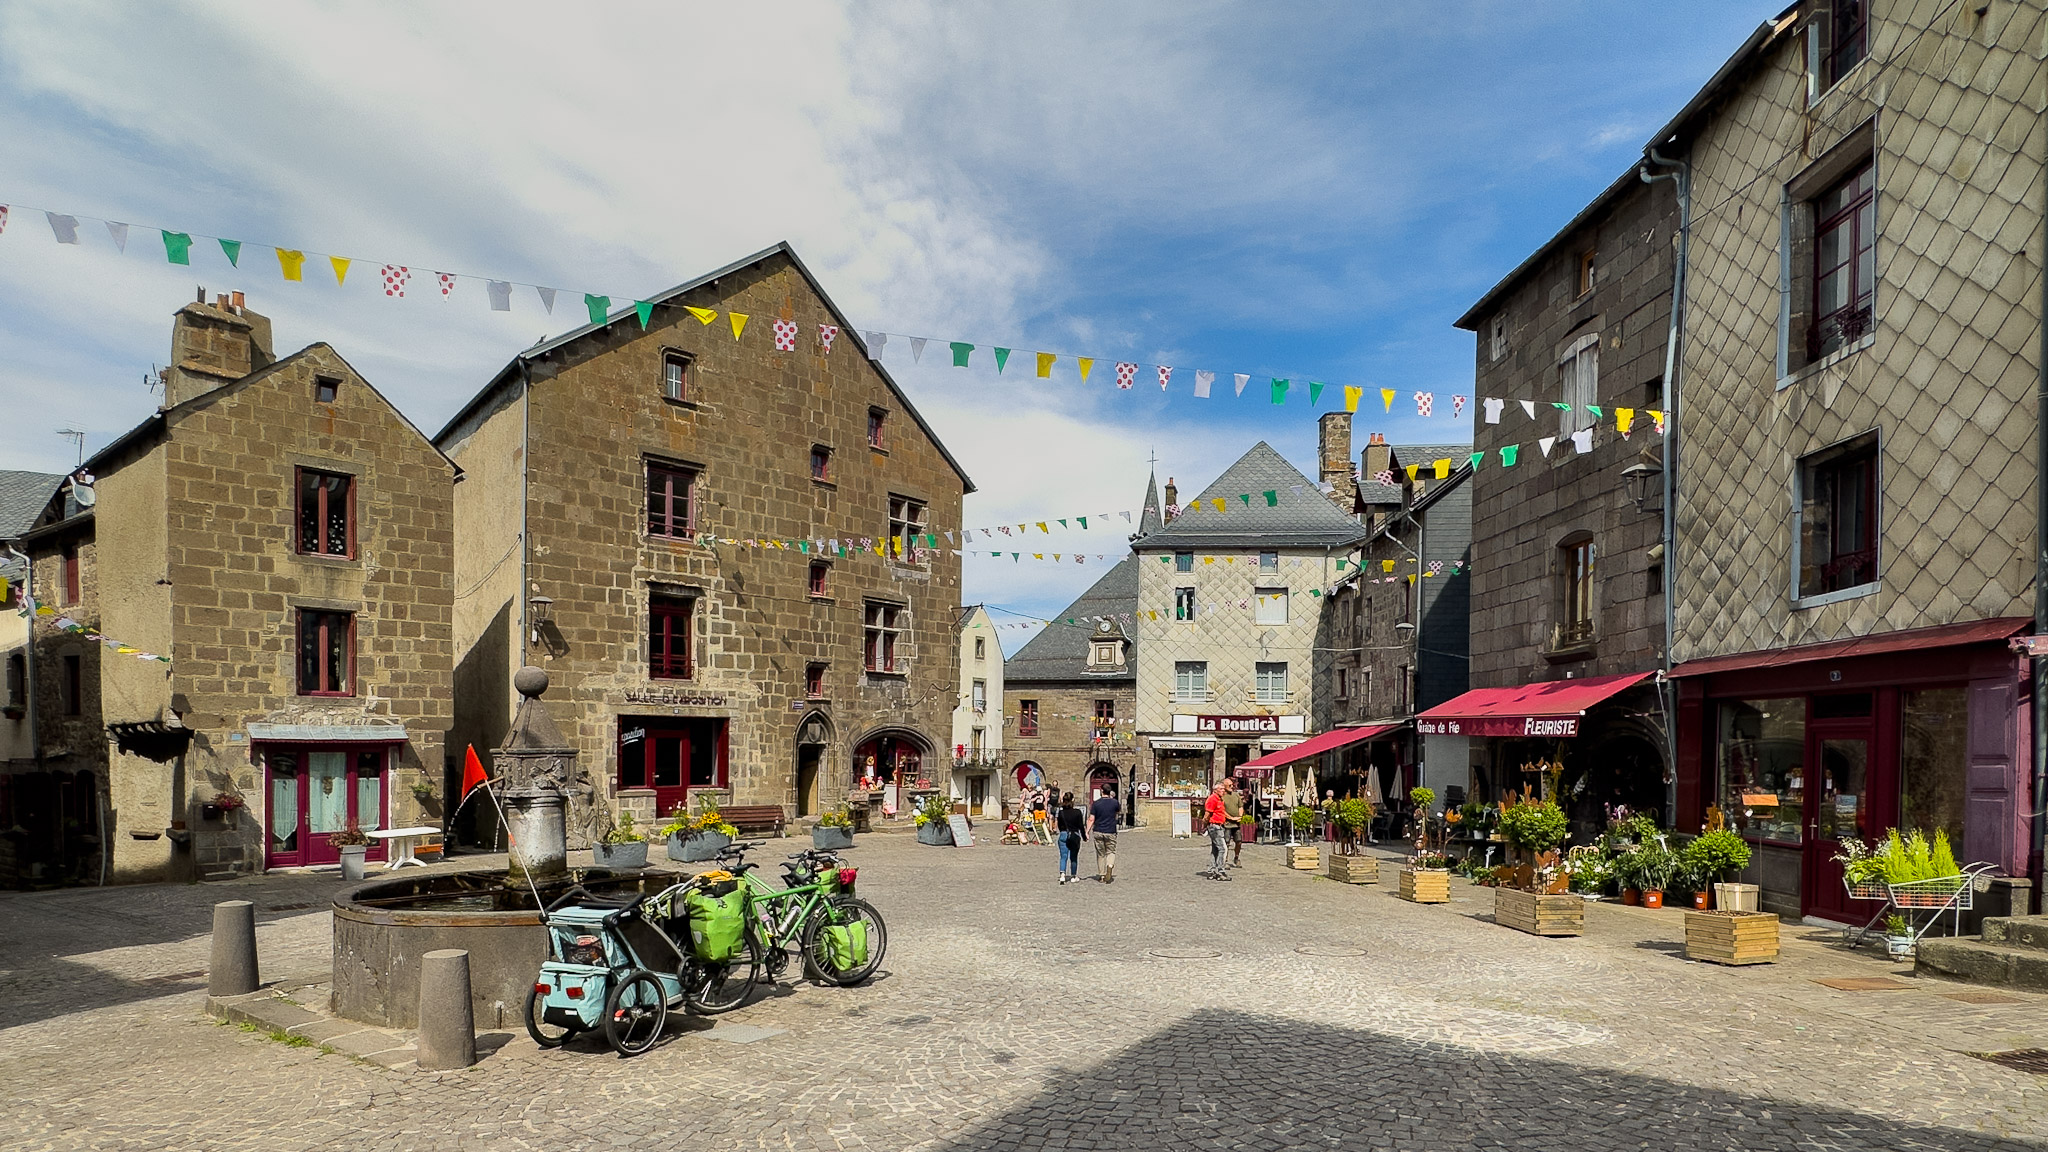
xmin=1253 ymin=588 xmax=1289 ymax=626
xmin=1255 ymin=661 xmax=1288 ymax=704
xmin=1173 ymin=661 xmax=1208 ymax=703
xmin=1559 ymin=332 xmax=1599 ymax=435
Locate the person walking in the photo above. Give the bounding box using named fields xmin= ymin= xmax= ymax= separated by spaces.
xmin=1203 ymin=780 xmax=1231 ymax=880
xmin=1089 ymin=782 xmax=1121 ymax=883
xmin=1223 ymin=778 xmax=1246 ymax=868
xmin=1055 ymin=792 xmax=1085 ymax=883
xmin=1031 ymin=787 xmax=1051 ymax=845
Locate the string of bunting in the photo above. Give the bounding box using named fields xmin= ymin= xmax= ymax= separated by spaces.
xmin=2 ymin=200 xmax=1662 ymax=434
xmin=10 ymin=588 xmax=173 ymax=664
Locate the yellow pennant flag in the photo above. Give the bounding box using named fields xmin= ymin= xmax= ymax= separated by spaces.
xmin=1037 ymin=522 xmax=1048 ymax=533
xmin=1405 ymin=464 xmax=1420 ymax=482
xmin=1381 ymin=388 xmax=1396 ymax=412
xmin=276 ymin=248 xmax=306 ymax=281
xmin=1382 ymin=559 xmax=1395 ymax=573
xmin=1210 ymin=498 xmax=1225 ymax=512
xmin=729 ymin=312 xmax=749 ymax=341
xmin=1036 ymin=352 xmax=1055 ymax=378
xmin=1615 ymin=407 xmax=1635 ymax=434
xmin=1433 ymin=458 xmax=1451 ymax=479
xmin=329 ymin=256 xmax=351 ymax=285
xmin=1077 ymin=357 xmax=1094 ymax=383
xmin=1343 ymin=386 xmax=1362 ymax=413
xmin=686 ymin=306 xmax=717 ymax=325
xmin=1034 ymin=553 xmax=1044 ymax=560
xmin=1203 ymin=556 xmax=1215 ymax=565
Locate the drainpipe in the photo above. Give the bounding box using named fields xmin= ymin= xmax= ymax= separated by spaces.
xmin=1641 ymin=145 xmax=1689 ymax=824
xmin=2034 ymin=84 xmax=2047 ymax=913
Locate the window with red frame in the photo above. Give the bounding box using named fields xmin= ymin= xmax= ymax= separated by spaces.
xmin=805 ymin=662 xmax=826 ymax=699
xmin=1018 ymin=699 xmax=1039 ymax=737
xmin=1821 ymin=0 xmax=1865 ymax=88
xmin=649 ymin=593 xmax=693 ymax=679
xmin=297 ymin=609 xmax=354 ymax=696
xmin=867 ymin=408 xmax=887 ymax=450
xmin=646 ymin=461 xmax=697 ymax=539
xmin=810 ymin=445 xmax=832 ymax=482
xmin=863 ymin=600 xmax=902 ymax=673
xmin=61 ymin=543 xmax=80 ymax=604
xmin=296 ymin=468 xmax=355 ymax=558
xmin=1798 ymin=434 xmax=1879 ymax=597
xmin=808 ymin=561 xmax=829 ymax=598
xmin=1810 ymin=161 xmax=1874 ymax=360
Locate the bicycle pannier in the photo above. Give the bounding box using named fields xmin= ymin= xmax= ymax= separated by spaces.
xmin=823 ymin=921 xmax=868 ymax=971
xmin=684 ymin=887 xmax=747 ymax=963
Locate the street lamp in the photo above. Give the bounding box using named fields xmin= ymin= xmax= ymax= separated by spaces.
xmin=1622 ymin=461 xmax=1664 ymax=513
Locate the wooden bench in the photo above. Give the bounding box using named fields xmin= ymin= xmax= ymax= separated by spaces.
xmin=720 ymin=805 xmax=787 ymax=839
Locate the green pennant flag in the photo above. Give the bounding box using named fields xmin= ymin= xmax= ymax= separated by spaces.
xmin=1309 ymin=588 xmax=1322 ymax=597
xmin=1239 ymin=493 xmax=1252 ymax=507
xmin=1160 ymin=556 xmax=1171 ymax=563
xmin=1309 ymin=381 xmax=1325 ymax=405
xmin=1468 ymin=452 xmax=1485 ymax=470
xmin=994 ymin=347 xmax=1011 ymax=373
xmin=951 ymin=342 xmax=974 ymax=367
xmin=798 ymin=540 xmax=810 ymax=553
xmin=161 ymin=231 xmax=193 ymax=265
xmin=218 ymin=238 xmax=242 ymax=266
xmin=1263 ymin=490 xmax=1278 ymax=506
xmin=585 ymin=294 xmax=610 ymax=325
xmin=1271 ymin=378 xmax=1289 ymax=404
xmin=1337 ymin=559 xmax=1348 ymax=570
xmin=1586 ymin=405 xmax=1603 ymax=419
xmin=1552 ymin=402 xmax=1572 ymax=411
xmin=1078 ymin=517 xmax=1088 ymax=529
xmin=1500 ymin=445 xmax=1520 ymax=466
xmin=634 ymin=300 xmax=654 ymax=329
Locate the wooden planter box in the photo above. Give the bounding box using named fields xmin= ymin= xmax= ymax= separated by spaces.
xmin=1398 ymin=868 xmax=1450 ymax=904
xmin=1684 ymin=910 xmax=1780 ymax=965
xmin=1494 ymin=886 xmax=1584 ymax=936
xmin=1283 ymin=845 xmax=1320 ymax=871
xmin=1327 ymin=854 xmax=1379 ymax=884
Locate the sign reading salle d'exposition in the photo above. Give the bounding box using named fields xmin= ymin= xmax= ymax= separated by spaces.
xmin=1414 ymin=716 xmax=1579 ymax=737
xmin=1193 ymin=715 xmax=1285 ymax=734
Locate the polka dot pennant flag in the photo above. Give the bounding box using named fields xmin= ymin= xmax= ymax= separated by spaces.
xmin=773 ymin=319 xmax=798 ymax=351
xmin=1115 ymin=362 xmax=1137 ymax=389
xmin=381 ymin=265 xmax=410 ymax=297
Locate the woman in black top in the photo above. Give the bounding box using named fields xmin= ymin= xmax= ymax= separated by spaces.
xmin=1055 ymin=792 xmax=1086 ymax=884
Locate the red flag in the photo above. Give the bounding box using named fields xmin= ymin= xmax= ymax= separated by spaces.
xmin=461 ymin=745 xmax=489 ymax=799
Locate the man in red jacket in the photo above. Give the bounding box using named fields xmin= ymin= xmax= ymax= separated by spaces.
xmin=1203 ymin=781 xmax=1231 ymax=880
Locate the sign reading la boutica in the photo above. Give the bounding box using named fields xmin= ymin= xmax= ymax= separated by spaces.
xmin=1193 ymin=715 xmax=1284 ymax=734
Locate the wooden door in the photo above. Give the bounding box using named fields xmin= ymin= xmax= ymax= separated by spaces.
xmin=1802 ymin=701 xmax=1882 ymax=922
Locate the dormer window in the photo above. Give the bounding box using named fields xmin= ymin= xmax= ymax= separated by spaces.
xmin=1088 ymin=621 xmax=1123 ymax=670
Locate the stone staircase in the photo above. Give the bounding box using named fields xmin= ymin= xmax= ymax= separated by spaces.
xmin=1917 ymin=915 xmax=2048 ymax=992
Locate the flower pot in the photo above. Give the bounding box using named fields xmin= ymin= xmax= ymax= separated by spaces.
xmin=1713 ymin=882 xmax=1760 ymax=913
xmin=1691 ymin=890 xmax=1711 ymax=910
xmin=916 ymin=821 xmax=953 ymax=846
xmin=1684 ymin=910 xmax=1780 ymax=965
xmin=1621 ymin=888 xmax=1641 ymax=906
xmin=1885 ymin=934 xmax=1915 ymax=961
xmin=812 ymin=825 xmax=854 ymax=851
xmin=1642 ymin=889 xmax=1665 ymax=909
xmin=669 ymin=830 xmax=733 ymax=863
xmin=594 ymin=840 xmax=649 ymax=869
xmin=339 ymin=844 xmax=368 ymax=882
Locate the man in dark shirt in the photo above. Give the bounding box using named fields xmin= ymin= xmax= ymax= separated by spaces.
xmin=1089 ymin=783 xmax=1121 ymax=883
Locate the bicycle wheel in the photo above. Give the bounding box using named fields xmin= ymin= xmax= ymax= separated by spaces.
xmin=602 ymin=969 xmax=668 ymax=1057
xmin=681 ymin=932 xmax=763 ymax=1015
xmin=800 ymin=897 xmax=887 ymax=987
xmin=524 ymin=984 xmax=579 ymax=1048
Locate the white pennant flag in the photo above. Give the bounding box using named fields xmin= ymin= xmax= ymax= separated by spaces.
xmin=1233 ymin=373 xmax=1250 ymax=397
xmin=536 ymin=286 xmax=558 ymax=314
xmin=1194 ymin=370 xmax=1215 ymax=398
xmin=865 ymin=331 xmax=887 ymax=359
xmin=1519 ymin=399 xmax=1536 ymax=420
xmin=910 ymin=337 xmax=927 ymax=363
xmin=1538 ymin=436 xmax=1556 ymax=458
xmin=105 ymin=221 xmax=129 ymax=252
xmin=487 ymin=280 xmax=513 ymax=311
xmin=46 ymin=213 xmax=79 ymax=244
xmin=1571 ymin=428 xmax=1593 ymax=454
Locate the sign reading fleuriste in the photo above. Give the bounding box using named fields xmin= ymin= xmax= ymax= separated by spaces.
xmin=1416 ymin=716 xmax=1579 ymax=737
xmin=1194 ymin=715 xmax=1282 ymax=734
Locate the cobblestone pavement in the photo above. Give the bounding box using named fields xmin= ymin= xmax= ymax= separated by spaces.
xmin=4 ymin=829 xmax=2048 ymax=1150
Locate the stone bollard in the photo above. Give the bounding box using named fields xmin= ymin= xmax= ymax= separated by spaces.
xmin=415 ymin=948 xmax=476 ymax=1071
xmin=208 ymin=900 xmax=259 ymax=997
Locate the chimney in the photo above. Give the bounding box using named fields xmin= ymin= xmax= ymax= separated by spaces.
xmin=164 ymin=291 xmax=274 ymax=409
xmin=1318 ymin=412 xmax=1357 ymax=511
xmin=1163 ymin=477 xmax=1178 ymax=521
xmin=1362 ymin=432 xmax=1391 ymax=486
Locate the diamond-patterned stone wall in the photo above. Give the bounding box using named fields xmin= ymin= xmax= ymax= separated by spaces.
xmin=1673 ymin=0 xmax=2045 ymax=663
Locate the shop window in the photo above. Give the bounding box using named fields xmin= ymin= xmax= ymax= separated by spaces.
xmin=646 ymin=461 xmax=697 ymax=539
xmin=855 ymin=733 xmax=923 ymax=784
xmin=1255 ymin=661 xmax=1288 ymax=704
xmin=888 ymin=495 xmax=927 ymax=561
xmin=1174 ymin=551 xmax=1193 ymax=573
xmin=1715 ymin=698 xmax=1807 ymax=843
xmin=1901 ymin=687 xmax=1968 ymax=850
xmin=1796 ymin=433 xmax=1878 ymax=599
xmin=1173 ymin=661 xmax=1208 ymax=703
xmin=649 ymin=594 xmax=693 ymax=679
xmin=1174 ymin=587 xmax=1197 ymax=621
xmin=660 ymin=353 xmax=690 ymax=403
xmin=1154 ymin=751 xmax=1210 ymax=798
xmin=297 ymin=609 xmax=354 ymax=696
xmin=864 ymin=600 xmax=903 ymax=673
xmin=1558 ymin=333 xmax=1598 ymax=435
xmin=1809 ymin=161 xmax=1875 ymax=360
xmin=805 ymin=662 xmax=826 ymax=699
xmin=1018 ymin=699 xmax=1038 ymax=737
xmin=296 ymin=468 xmax=355 ymax=558
xmin=1254 ymin=588 xmax=1288 ymax=626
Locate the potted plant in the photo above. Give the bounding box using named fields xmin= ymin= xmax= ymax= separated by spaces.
xmin=1495 ymin=794 xmax=1569 ymax=861
xmin=1883 ymin=913 xmax=1915 ymax=960
xmin=329 ymin=820 xmax=373 ymax=881
xmin=594 ymin=809 xmax=650 ymax=869
xmin=1490 ymin=791 xmax=1582 ymax=936
xmin=1682 ymin=829 xmax=1752 ymax=910
xmin=913 ymin=792 xmax=954 ymax=846
xmin=665 ymin=799 xmax=738 ymax=863
xmin=1635 ymin=841 xmax=1675 ymax=908
xmin=1398 ymin=787 xmax=1451 ymax=903
xmin=202 ymin=790 xmax=245 ymax=823
xmin=1611 ymin=847 xmax=1643 ymax=905
xmin=1327 ymin=798 xmax=1375 ymax=881
xmin=814 ymin=806 xmax=856 ymax=851
xmin=1238 ymin=808 xmax=1258 ymax=846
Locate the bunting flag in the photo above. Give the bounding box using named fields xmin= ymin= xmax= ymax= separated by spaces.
xmin=1037 ymin=352 xmax=1056 ymax=378
xmin=1381 ymin=388 xmax=1396 ymax=412
xmin=1234 ymin=373 xmax=1250 ymax=397
xmin=105 ymin=221 xmax=129 ymax=252
xmin=277 ymin=248 xmax=305 ymax=280
xmin=866 ymin=331 xmax=887 ymax=358
xmin=161 ymin=230 xmax=193 ymax=264
xmin=382 ymin=265 xmax=411 ymax=297
xmin=911 ymin=337 xmax=927 ymax=362
xmin=1453 ymin=395 xmax=1467 ymax=418
xmin=1433 ymin=458 xmax=1451 ymax=479
xmin=47 ymin=213 xmax=79 ymax=244
xmin=773 ymin=319 xmax=798 ymax=351
xmin=485 ymin=280 xmax=511 ymax=311
xmin=1520 ymin=400 xmax=1536 ymax=419
xmin=634 ymin=300 xmax=654 ymax=329
xmin=537 ymin=286 xmax=557 ymax=313
xmin=685 ymin=306 xmax=717 ymax=325
xmin=1538 ymin=436 xmax=1556 ymax=458
xmin=1194 ymin=370 xmax=1214 ymax=397
xmin=1078 ymin=357 xmax=1094 ymax=383
xmin=1271 ymin=378 xmax=1288 ymax=405
xmin=1309 ymin=381 xmax=1324 ymax=405
xmin=440 ymin=273 xmax=458 ymax=298
xmin=219 ymin=238 xmax=241 ymax=266
xmin=1501 ymin=445 xmax=1519 ymax=466
xmin=951 ymin=342 xmax=973 ymax=367
xmin=729 ymin=312 xmax=749 ymax=341
xmin=1157 ymin=365 xmax=1172 ymax=391
xmin=1115 ymin=362 xmax=1137 ymax=389
xmin=585 ymin=293 xmax=609 ymax=325
xmin=994 ymin=347 xmax=1011 ymax=373
xmin=1344 ymin=385 xmax=1362 ymax=413
xmin=0 ymin=205 xmax=8 ymax=234
xmin=1415 ymin=392 xmax=1433 ymax=417
xmin=329 ymin=255 xmax=351 ymax=285
xmin=819 ymin=324 xmax=838 ymax=353
xmin=1616 ymin=407 xmax=1634 ymax=437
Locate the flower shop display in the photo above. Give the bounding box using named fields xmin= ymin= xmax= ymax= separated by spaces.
xmin=1488 ymin=790 xmax=1583 ymax=936
xmin=1679 ymin=829 xmax=1752 ymax=910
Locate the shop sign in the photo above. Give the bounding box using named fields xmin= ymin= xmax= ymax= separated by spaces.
xmin=1416 ymin=716 xmax=1579 ymax=737
xmin=1150 ymin=739 xmax=1215 ymax=751
xmin=623 ymin=687 xmax=730 ymax=707
xmin=1194 ymin=715 xmax=1281 ymax=734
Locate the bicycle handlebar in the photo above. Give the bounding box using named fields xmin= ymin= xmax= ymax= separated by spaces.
xmin=601 ymin=893 xmax=649 ymax=928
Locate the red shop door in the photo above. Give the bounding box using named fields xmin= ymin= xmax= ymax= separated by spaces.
xmin=620 ymin=727 xmax=690 ymax=820
xmin=264 ymin=747 xmax=389 ymax=869
xmin=1800 ymin=693 xmax=1893 ymax=922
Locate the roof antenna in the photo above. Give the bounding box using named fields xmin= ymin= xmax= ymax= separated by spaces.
xmin=55 ymin=428 xmax=85 ymax=466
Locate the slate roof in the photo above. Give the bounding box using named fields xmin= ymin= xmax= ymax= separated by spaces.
xmin=1003 ymin=553 xmax=1139 ymax=685
xmin=1356 ymin=443 xmax=1475 ymax=508
xmin=0 ymin=470 xmax=64 ymax=541
xmin=1135 ymin=442 xmax=1368 ymax=550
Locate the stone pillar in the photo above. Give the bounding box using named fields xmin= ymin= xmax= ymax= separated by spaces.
xmin=415 ymin=949 xmax=476 ymax=1071
xmin=504 ymin=789 xmax=567 ymax=882
xmin=494 ymin=666 xmax=581 ymax=884
xmin=208 ymin=900 xmax=259 ymax=996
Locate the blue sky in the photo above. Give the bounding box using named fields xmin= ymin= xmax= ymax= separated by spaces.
xmin=0 ymin=1 xmax=1773 ymax=644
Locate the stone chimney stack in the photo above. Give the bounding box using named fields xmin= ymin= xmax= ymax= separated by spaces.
xmin=1362 ymin=432 xmax=1392 ymax=486
xmin=164 ymin=289 xmax=274 ymax=409
xmin=1163 ymin=477 xmax=1178 ymax=521
xmin=1318 ymin=412 xmax=1357 ymax=511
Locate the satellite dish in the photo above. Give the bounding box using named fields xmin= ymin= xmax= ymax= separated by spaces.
xmin=72 ymin=483 xmax=97 ymax=508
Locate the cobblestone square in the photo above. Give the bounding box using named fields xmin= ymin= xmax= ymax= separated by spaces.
xmin=4 ymin=829 xmax=2047 ymax=1150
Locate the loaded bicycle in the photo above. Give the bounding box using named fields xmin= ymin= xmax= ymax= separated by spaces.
xmin=693 ymin=843 xmax=887 ymax=1001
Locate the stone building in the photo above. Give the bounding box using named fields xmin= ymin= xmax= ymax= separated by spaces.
xmin=1131 ymin=442 xmax=1366 ymax=823
xmin=1646 ymin=1 xmax=2044 ymax=919
xmin=1000 ymin=484 xmax=1156 ymax=811
xmin=19 ymin=293 xmax=456 ymax=883
xmin=948 ymin=604 xmax=1004 ymax=818
xmin=436 ymin=244 xmax=971 ymax=838
xmin=1440 ymin=159 xmax=1678 ymax=837
xmin=4 ymin=471 xmax=97 ymax=885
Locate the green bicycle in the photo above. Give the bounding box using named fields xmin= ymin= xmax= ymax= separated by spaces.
xmin=680 ymin=844 xmax=886 ymax=1013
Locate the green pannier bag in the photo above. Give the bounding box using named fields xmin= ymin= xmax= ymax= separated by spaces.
xmin=823 ymin=921 xmax=868 ymax=971
xmin=684 ymin=888 xmax=746 ymax=963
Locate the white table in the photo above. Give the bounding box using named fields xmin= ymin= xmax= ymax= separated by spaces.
xmin=369 ymin=826 xmax=441 ymax=869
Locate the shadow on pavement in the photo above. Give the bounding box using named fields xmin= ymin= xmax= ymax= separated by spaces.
xmin=930 ymin=1008 xmax=2045 ymax=1152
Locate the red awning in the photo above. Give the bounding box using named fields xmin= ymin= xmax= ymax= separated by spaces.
xmin=1414 ymin=672 xmax=1653 ymax=738
xmin=1668 ymin=616 xmax=2030 ymax=679
xmin=1237 ymin=724 xmax=1401 ymax=770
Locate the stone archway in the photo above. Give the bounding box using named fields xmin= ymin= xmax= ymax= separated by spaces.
xmin=851 ymin=727 xmax=931 ymax=788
